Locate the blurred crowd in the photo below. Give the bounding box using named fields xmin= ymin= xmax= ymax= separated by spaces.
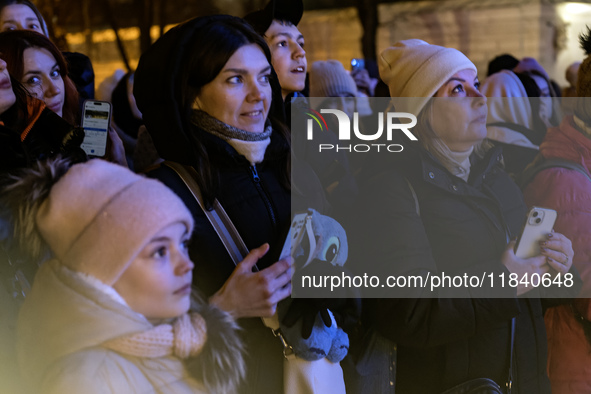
xmin=1 ymin=0 xmax=591 ymax=393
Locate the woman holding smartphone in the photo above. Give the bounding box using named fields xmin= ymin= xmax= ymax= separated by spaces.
xmin=349 ymin=40 xmax=576 ymax=394
xmin=134 ymin=16 xmax=297 ymax=394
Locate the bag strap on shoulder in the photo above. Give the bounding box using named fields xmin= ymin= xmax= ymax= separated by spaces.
xmin=162 ymin=161 xmax=293 ymax=354
xmin=162 ymin=161 xmax=250 ymax=266
xmin=518 ymin=154 xmax=591 ymax=189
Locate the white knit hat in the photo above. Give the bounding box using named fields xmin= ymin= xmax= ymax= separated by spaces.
xmin=36 ymin=159 xmax=194 ymax=285
xmin=378 ymin=39 xmax=476 ymax=115
xmin=309 ymin=60 xmax=357 ymax=97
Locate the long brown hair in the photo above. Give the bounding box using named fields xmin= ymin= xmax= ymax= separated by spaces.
xmin=0 ymin=30 xmax=79 ymax=126
xmin=179 ymin=16 xmax=290 ymax=208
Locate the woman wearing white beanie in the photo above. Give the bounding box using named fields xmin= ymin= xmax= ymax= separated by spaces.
xmin=0 ymin=158 xmax=245 ymax=393
xmin=348 ymin=39 xmax=576 ymax=393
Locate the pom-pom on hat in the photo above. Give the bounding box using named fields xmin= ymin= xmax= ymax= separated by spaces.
xmin=378 ymin=39 xmax=476 ymax=115
xmin=35 ymin=159 xmax=193 ymax=286
xmin=309 ymin=60 xmax=357 ymax=98
xmin=244 ymin=0 xmax=303 ymax=36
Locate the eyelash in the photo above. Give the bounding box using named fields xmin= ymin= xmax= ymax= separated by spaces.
xmin=181 ymin=239 xmax=190 ymax=252
xmin=452 ymin=84 xmax=464 ymax=94
xmin=152 ymin=246 xmax=168 ymax=259
xmin=451 ymin=81 xmax=480 ymax=94
xmin=152 ymin=238 xmax=190 ymax=259
xmin=228 ymin=75 xmax=242 ymax=84
xmin=227 ymin=74 xmax=271 ymax=84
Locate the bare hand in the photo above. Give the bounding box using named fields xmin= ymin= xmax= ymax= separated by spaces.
xmin=104 ymin=126 xmax=128 ymax=168
xmin=351 ymin=68 xmax=375 ymax=97
xmin=502 ymin=240 xmax=549 ymax=296
xmin=209 ymin=244 xmax=292 ymax=318
xmin=539 ymin=230 xmax=574 ymax=275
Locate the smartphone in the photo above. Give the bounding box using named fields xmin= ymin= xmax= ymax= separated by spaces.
xmin=351 ymin=58 xmax=365 ymax=73
xmin=514 ymin=207 xmax=557 ymax=259
xmin=279 ymin=212 xmax=309 ymax=261
xmin=81 ymin=100 xmax=111 ymax=157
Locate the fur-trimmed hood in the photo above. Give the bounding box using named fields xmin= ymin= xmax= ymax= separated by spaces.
xmin=18 ymin=259 xmax=245 ymax=393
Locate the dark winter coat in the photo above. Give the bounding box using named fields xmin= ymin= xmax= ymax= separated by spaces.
xmin=348 ymin=141 xmax=573 ymax=394
xmin=147 ymin=124 xmax=290 ymax=394
xmin=133 ymin=16 xmax=331 ymax=393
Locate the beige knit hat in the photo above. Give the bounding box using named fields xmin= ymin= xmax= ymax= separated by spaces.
xmin=378 ymin=39 xmax=476 ymax=115
xmin=309 ymin=60 xmax=358 ymax=98
xmin=35 ymin=159 xmax=194 ymax=286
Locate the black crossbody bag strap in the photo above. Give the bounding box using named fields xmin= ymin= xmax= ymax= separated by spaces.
xmin=162 ymin=161 xmax=293 ymax=352
xmin=163 ymin=161 xmax=250 ymax=265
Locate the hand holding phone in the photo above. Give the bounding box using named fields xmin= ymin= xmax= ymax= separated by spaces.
xmin=351 ymin=58 xmax=365 ymax=74
xmin=514 ymin=207 xmax=557 ymax=259
xmin=81 ymin=100 xmax=112 ymax=157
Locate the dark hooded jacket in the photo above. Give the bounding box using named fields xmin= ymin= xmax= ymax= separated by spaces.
xmin=133 ymin=15 xmax=332 ymax=394
xmin=348 ymin=140 xmax=578 ymax=394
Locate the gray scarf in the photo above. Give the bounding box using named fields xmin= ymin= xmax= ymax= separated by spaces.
xmin=191 ymin=110 xmax=272 ymax=164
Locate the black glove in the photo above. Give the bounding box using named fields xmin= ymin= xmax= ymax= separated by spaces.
xmin=281 ymin=258 xmax=358 ymax=339
xmin=281 ymin=298 xmax=332 ymax=339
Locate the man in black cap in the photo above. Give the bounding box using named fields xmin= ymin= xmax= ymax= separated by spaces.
xmin=244 ymin=0 xmax=307 ymax=102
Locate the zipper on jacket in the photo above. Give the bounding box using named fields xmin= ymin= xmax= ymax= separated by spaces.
xmin=249 ymin=164 xmax=277 ymax=228
xmin=250 ymin=165 xmax=260 ymax=182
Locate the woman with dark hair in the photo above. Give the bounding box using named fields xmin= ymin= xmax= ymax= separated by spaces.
xmin=0 ymin=30 xmax=79 ymax=126
xmin=134 ymin=15 xmax=295 ymax=393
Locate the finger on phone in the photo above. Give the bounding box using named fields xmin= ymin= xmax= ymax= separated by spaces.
xmin=546 ymin=257 xmax=568 ymax=272
xmin=540 ymin=247 xmax=568 ymax=263
xmin=262 ymin=258 xmax=291 ymax=279
xmin=270 ymin=283 xmax=292 ymax=303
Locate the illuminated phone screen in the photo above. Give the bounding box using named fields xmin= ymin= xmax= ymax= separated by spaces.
xmin=81 ymin=100 xmax=111 ymax=157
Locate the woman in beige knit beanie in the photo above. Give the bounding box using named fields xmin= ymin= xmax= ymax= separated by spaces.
xmin=309 ymin=60 xmax=358 ymax=118
xmin=0 ymin=158 xmax=245 ymax=393
xmin=348 ymin=39 xmax=574 ymax=393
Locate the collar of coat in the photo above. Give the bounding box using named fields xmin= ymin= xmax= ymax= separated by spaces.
xmin=403 ymin=142 xmax=505 ymax=197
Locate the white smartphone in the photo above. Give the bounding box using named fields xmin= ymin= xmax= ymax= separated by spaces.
xmin=81 ymin=100 xmax=111 ymax=157
xmin=514 ymin=207 xmax=557 ymax=259
xmin=279 ymin=212 xmax=309 ymax=261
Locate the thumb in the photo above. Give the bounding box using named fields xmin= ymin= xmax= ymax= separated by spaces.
xmin=236 ymin=243 xmax=269 ymax=273
xmin=506 ymin=240 xmax=517 ymax=253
